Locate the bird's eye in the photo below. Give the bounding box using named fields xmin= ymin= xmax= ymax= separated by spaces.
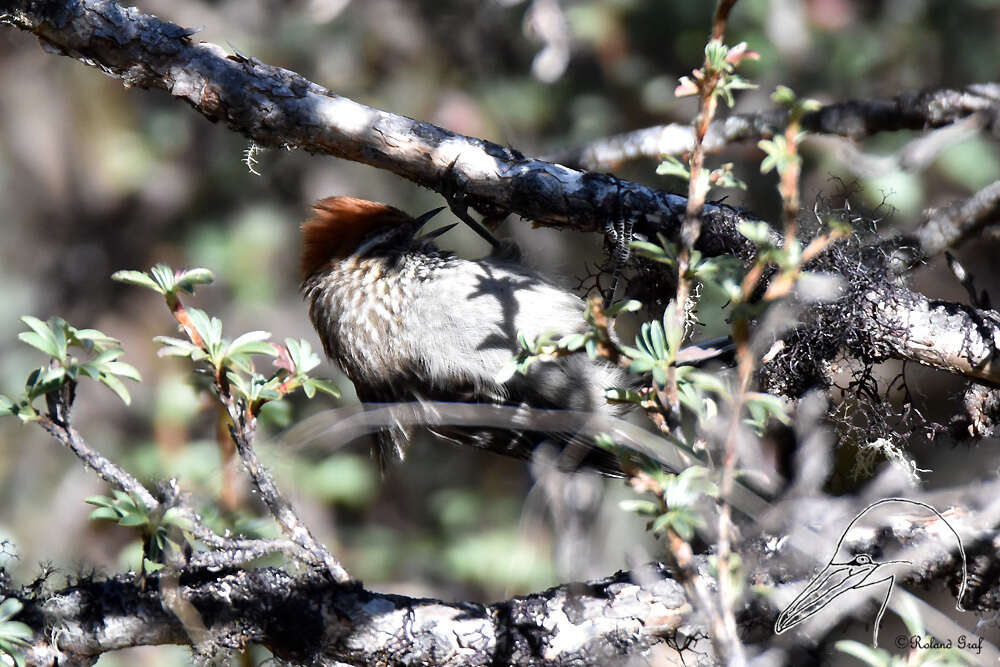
xmin=854 ymin=554 xmax=872 ymax=565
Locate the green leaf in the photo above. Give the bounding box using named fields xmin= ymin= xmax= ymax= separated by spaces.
xmin=0 ymin=599 xmax=22 ymax=624
xmin=118 ymin=513 xmax=149 ymax=527
xmin=18 ymin=316 xmax=61 ymax=358
xmin=71 ymin=329 xmax=121 ymax=351
xmin=745 ymin=392 xmax=790 ymax=425
xmin=284 ymin=338 xmax=321 ymax=374
xmin=666 ymin=466 xmax=718 ymax=507
xmin=88 ymin=507 xmax=123 ymax=521
xmin=683 ymin=370 xmax=728 ymax=396
xmin=834 ymin=641 xmax=891 ymax=667
xmin=112 ymin=270 xmax=163 ymax=293
xmin=142 ymin=558 xmax=166 ymax=573
xmin=630 ymin=240 xmax=674 ymax=266
xmin=605 ymin=388 xmax=642 ymax=404
xmin=737 ymin=221 xmax=772 ymax=245
xmin=605 ymin=299 xmax=642 ymax=316
xmin=174 ymin=268 xmax=215 ymax=294
xmin=558 ymin=333 xmax=587 ymax=351
xmin=25 ymin=365 xmax=66 ymax=398
xmin=104 ymin=361 xmax=142 ymax=382
xmin=636 ymin=321 xmax=663 ymax=362
xmin=662 ymin=304 xmax=683 ymax=358
xmin=771 ymin=85 xmax=796 ymax=106
xmin=98 ymin=373 xmax=132 ymax=406
xmin=0 ymin=620 xmax=30 ymax=640
xmin=153 ymin=336 xmax=204 ymax=359
xmin=149 ymin=264 xmax=177 ymax=294
xmin=618 ymin=343 xmax=644 ymax=360
xmin=628 ymin=357 xmax=655 ymax=373
xmin=656 ymin=154 xmax=690 ymax=180
xmin=226 ymin=331 xmax=274 ymax=357
xmin=618 ymin=499 xmax=660 ymax=515
xmin=305 ymin=378 xmax=340 ymax=398
xmin=187 ymin=308 xmax=222 ymax=347
xmin=161 ymin=507 xmax=194 ymax=531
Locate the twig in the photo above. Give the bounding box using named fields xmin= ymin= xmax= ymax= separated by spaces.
xmin=222 ymin=394 xmax=350 ymax=582
xmin=896 ymin=179 xmax=1000 ymax=271
xmin=38 ymin=413 xmax=157 ymax=510
xmin=548 ymin=84 xmax=1000 ymax=170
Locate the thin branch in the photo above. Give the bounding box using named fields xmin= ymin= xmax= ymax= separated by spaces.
xmin=37 ymin=414 xmax=158 ymax=510
xmin=894 ymin=179 xmax=1000 ymax=270
xmin=549 ymin=84 xmax=1000 ymax=170
xmin=223 ymin=396 xmax=350 ymax=582
xmin=36 ymin=401 xmax=300 ymax=569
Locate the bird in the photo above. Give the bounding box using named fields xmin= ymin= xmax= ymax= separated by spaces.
xmin=299 ymin=196 xmax=630 ymax=474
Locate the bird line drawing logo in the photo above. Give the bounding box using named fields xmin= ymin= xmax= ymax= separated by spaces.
xmin=774 ymin=497 xmax=968 ymax=647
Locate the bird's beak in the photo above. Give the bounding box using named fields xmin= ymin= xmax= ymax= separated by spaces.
xmin=420 ymin=222 xmax=459 ymax=240
xmin=412 ymin=206 xmax=446 ymax=231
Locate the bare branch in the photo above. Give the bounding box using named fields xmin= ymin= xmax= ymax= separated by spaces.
xmin=223 ymin=397 xmax=350 ymax=582
xmin=549 ymin=84 xmax=1000 ymax=170
xmin=894 ymin=179 xmax=1000 ymax=269
xmin=37 ymin=414 xmax=158 ymax=510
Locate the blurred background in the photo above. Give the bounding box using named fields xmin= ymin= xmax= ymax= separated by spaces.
xmin=2 ymin=0 xmax=1000 ymax=664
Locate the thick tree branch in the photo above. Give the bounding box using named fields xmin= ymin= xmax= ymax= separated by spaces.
xmin=548 ymin=84 xmax=1000 ymax=170
xmin=1 ymin=0 xmax=762 ymax=265
xmin=4 ymin=4 xmax=1000 ymax=385
xmin=6 ymin=496 xmax=996 ymax=667
xmin=15 ymin=564 xmax=693 ymax=667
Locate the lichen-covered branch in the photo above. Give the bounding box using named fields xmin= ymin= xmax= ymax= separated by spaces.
xmin=6 ymin=502 xmax=996 ymax=667
xmin=13 ymin=564 xmax=693 ymax=667
xmin=548 ymin=84 xmax=1000 ymax=170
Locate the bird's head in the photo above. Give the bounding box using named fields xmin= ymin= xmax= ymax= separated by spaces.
xmin=300 ymin=196 xmax=446 ymax=280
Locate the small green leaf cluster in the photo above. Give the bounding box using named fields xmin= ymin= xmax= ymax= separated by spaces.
xmin=743 ymin=392 xmax=791 ymax=433
xmin=86 ymin=491 xmax=193 ymax=572
xmin=758 ymin=87 xmax=820 ymax=176
xmin=114 ymin=264 xmax=339 ymax=414
xmin=737 ymin=221 xmax=799 ymax=269
xmin=676 ymin=40 xmax=758 ymax=108
xmin=657 ymin=156 xmax=747 ymax=192
xmin=0 ymin=317 xmax=141 ymax=422
xmin=770 ymin=85 xmax=821 ymax=123
xmin=0 ymin=598 xmax=31 ymax=667
xmin=632 ymin=234 xmax=743 ymax=299
xmin=113 ymin=265 xmax=214 ymax=305
xmin=615 ymin=461 xmax=719 ymax=542
xmin=495 ymin=299 xmax=643 ymax=384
